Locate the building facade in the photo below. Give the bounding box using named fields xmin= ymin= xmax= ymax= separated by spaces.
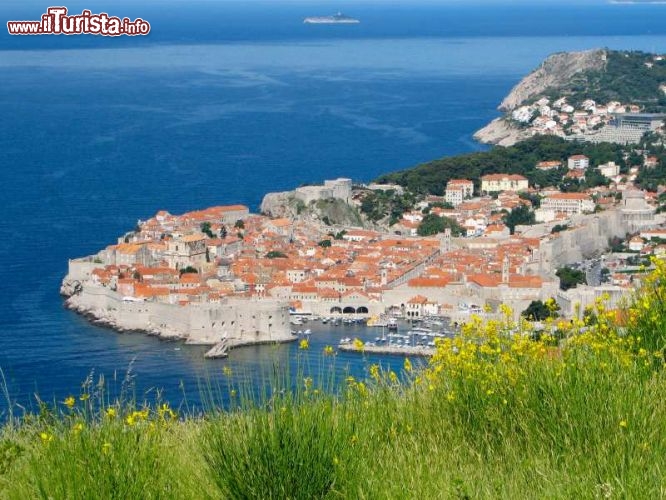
xmin=480 ymin=174 xmax=528 ymax=194
xmin=541 ymin=193 xmax=595 ymax=216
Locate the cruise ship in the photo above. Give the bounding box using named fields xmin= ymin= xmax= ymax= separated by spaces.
xmin=303 ymin=12 xmax=360 ymax=24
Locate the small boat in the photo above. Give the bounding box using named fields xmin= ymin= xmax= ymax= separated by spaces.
xmin=303 ymin=12 xmax=360 ymax=24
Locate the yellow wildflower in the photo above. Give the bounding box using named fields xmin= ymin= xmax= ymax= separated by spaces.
xmin=102 ymin=442 xmax=112 ymax=455
xmin=404 ymin=358 xmax=412 ymax=372
xmin=353 ymin=338 xmax=364 ymax=351
xmin=79 ymin=393 xmax=90 ymax=402
xmin=299 ymin=339 xmax=309 ymax=350
xmin=369 ymin=364 xmax=380 ymax=382
xmin=223 ymin=366 xmax=233 ymax=377
xmin=619 ymin=420 xmax=628 ymax=429
xmin=39 ymin=432 xmax=53 ymax=444
xmin=63 ymin=396 xmax=76 ymax=409
xmin=389 ymin=371 xmax=398 ymax=384
xmin=105 ymin=407 xmax=117 ymax=419
xmin=323 ymin=345 xmax=335 ymax=356
xmin=72 ymin=422 xmax=84 ymax=434
xmin=158 ymin=403 xmax=177 ymax=421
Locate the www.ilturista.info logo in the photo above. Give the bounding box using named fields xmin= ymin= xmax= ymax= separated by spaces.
xmin=7 ymin=7 xmax=151 ymax=36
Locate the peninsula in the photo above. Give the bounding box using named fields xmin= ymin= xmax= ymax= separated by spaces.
xmin=474 ymin=49 xmax=666 ymax=146
xmin=62 ymin=50 xmax=666 ymax=358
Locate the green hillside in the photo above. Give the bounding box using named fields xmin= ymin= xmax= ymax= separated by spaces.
xmin=551 ymin=50 xmax=666 ymax=112
xmin=376 ymin=135 xmax=625 ymax=195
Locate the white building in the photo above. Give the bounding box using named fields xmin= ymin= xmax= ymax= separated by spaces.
xmin=480 ymin=174 xmax=528 ymax=194
xmin=541 ymin=193 xmax=595 ymax=216
xmin=445 ymin=179 xmax=474 ymax=207
xmin=568 ymin=155 xmax=590 ymax=170
xmin=536 ymin=161 xmax=562 ymax=171
xmin=405 ymin=295 xmax=438 ymax=318
xmin=598 ymin=161 xmax=620 ymax=178
xmin=628 ymin=236 xmax=644 ymax=252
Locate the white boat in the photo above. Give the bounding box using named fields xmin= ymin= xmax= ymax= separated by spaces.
xmin=304 ymin=12 xmax=360 ymax=24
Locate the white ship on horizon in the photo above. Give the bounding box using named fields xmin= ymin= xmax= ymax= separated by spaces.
xmin=303 ymin=12 xmax=360 ymax=24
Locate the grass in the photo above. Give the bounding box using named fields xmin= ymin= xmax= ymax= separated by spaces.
xmin=3 ymin=262 xmax=666 ymax=498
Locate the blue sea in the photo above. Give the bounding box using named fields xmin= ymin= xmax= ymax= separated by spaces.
xmin=1 ymin=1 xmax=665 ymax=414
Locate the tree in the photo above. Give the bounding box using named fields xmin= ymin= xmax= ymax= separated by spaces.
xmin=200 ymin=222 xmax=214 ymax=238
xmin=518 ymin=191 xmax=541 ymax=208
xmin=374 ymin=135 xmax=626 ymax=196
xmin=609 ymin=236 xmax=625 ymax=253
xmin=430 ymin=201 xmax=454 ymax=210
xmin=522 ymin=298 xmax=560 ymax=321
xmin=318 ymin=239 xmax=332 ymax=248
xmin=417 ymin=214 xmax=463 ymax=237
xmin=522 ymin=300 xmax=550 ymax=321
xmin=556 ymin=266 xmax=586 ymax=291
xmin=266 ymin=251 xmax=288 ymax=259
xmin=180 ymin=266 xmax=198 ymax=275
xmin=234 ymin=219 xmax=245 ymax=230
xmin=220 ymin=225 xmax=227 ymax=239
xmin=503 ymin=205 xmax=535 ymax=235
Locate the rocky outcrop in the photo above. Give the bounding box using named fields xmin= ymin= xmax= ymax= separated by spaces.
xmin=499 ymin=49 xmax=606 ymax=111
xmin=261 ymin=190 xmax=365 ymax=227
xmin=474 ymin=49 xmax=607 ymax=145
xmin=473 ymin=118 xmax=531 ymax=147
xmin=260 ymin=191 xmax=294 ymax=218
xmin=60 ymin=278 xmax=82 ymax=298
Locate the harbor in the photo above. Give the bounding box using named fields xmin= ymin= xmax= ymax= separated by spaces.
xmin=291 ymin=314 xmax=454 ymax=357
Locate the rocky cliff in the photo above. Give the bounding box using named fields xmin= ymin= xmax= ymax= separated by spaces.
xmin=261 ymin=190 xmax=365 ymax=227
xmin=472 ymin=118 xmax=532 ymax=147
xmin=499 ymin=49 xmax=607 ymax=111
xmin=475 ymin=49 xmax=607 ymax=146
